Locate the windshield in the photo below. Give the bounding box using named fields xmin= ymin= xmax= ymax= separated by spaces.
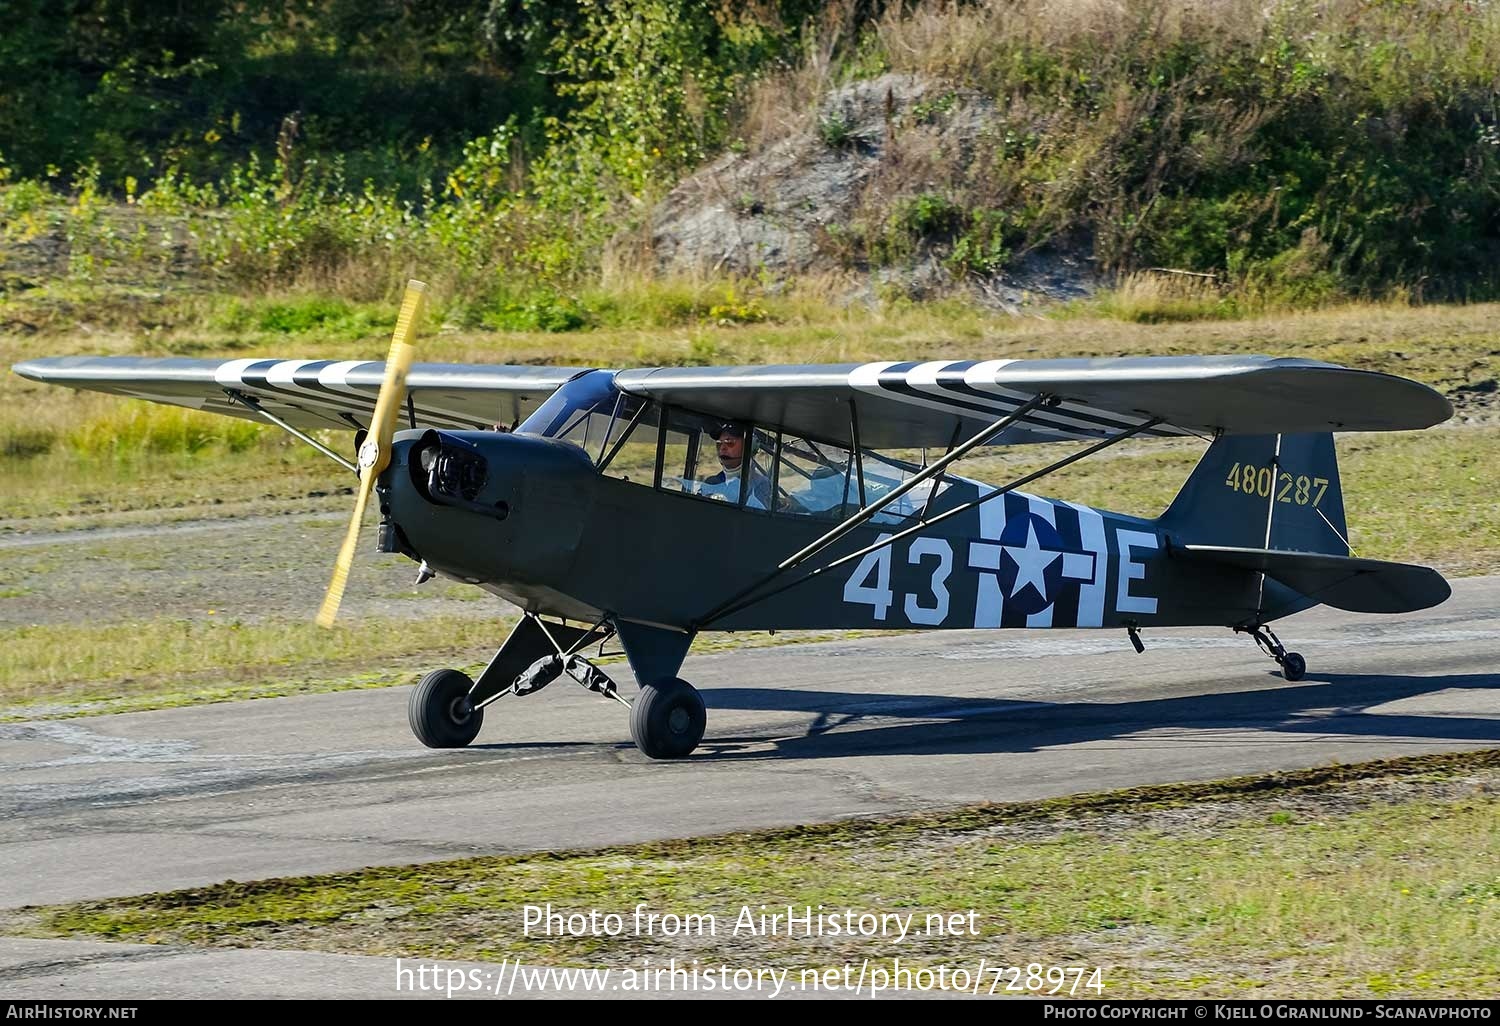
xmin=516 ymin=370 xmax=620 ymax=455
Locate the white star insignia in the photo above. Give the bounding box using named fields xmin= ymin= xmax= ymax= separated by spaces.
xmin=1003 ymin=521 xmax=1061 ymax=603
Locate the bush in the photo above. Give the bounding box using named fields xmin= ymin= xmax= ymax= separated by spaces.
xmin=211 ymin=296 xmax=396 ymax=340
xmin=65 ymin=405 xmax=264 ymax=459
xmin=476 ymin=288 xmax=589 ymax=333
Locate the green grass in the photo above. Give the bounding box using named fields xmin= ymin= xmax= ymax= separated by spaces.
xmin=209 ymin=295 xmax=397 ymax=341
xmin=12 ymin=749 xmax=1498 ymax=998
xmin=0 ymin=440 xmax=339 ymax=522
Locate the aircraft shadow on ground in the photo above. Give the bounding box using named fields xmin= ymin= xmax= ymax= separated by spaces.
xmin=691 ymin=671 xmax=1500 ymax=761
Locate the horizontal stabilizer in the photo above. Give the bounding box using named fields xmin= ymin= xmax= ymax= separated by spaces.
xmin=1176 ymin=545 xmax=1450 ymax=614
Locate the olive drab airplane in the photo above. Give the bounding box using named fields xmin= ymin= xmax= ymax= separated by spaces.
xmin=14 ymin=281 xmax=1454 ymax=758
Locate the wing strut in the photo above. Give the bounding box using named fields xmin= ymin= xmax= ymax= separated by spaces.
xmin=223 ymin=388 xmax=358 ymax=473
xmin=694 ymin=414 xmax=1163 ymax=629
xmin=695 ymin=394 xmax=1051 ymax=627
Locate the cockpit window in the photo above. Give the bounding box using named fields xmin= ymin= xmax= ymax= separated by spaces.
xmin=598 ymin=397 xmax=661 ymax=484
xmin=774 ymin=435 xmax=854 ymax=521
xmin=659 ymin=409 xmax=772 ymax=509
xmin=530 ymin=379 xmax=953 ymax=522
xmin=862 ymin=449 xmax=951 ymax=525
xmin=768 ymin=437 xmax=949 ymax=523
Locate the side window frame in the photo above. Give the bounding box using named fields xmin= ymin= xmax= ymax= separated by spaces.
xmin=596 ymin=398 xmax=663 ymax=487
xmin=771 ymin=433 xmax=855 ymax=521
xmin=652 ymin=404 xmax=770 ymax=509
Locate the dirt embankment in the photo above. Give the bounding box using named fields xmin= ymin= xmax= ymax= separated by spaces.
xmin=639 ymin=73 xmax=1099 ymax=313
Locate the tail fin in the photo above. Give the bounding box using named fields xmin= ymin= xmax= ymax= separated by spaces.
xmin=1160 ymin=433 xmax=1449 ymax=616
xmin=1160 ymin=433 xmax=1349 ymax=555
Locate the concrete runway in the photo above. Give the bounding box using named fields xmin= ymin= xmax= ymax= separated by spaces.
xmin=2 ymin=576 xmax=1496 ymax=915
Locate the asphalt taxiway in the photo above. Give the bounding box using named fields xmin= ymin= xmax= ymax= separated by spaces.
xmin=2 ymin=576 xmax=1497 ymax=911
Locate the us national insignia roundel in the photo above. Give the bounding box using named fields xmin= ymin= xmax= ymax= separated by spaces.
xmin=967 ymin=490 xmax=1109 ymax=629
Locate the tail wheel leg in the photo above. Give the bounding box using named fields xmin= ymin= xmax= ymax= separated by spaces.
xmin=630 ymin=678 xmax=706 ymax=759
xmin=1237 ymin=625 xmax=1306 ymax=682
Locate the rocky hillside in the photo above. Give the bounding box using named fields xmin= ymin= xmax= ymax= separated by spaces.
xmin=642 ymin=73 xmax=1099 ymax=310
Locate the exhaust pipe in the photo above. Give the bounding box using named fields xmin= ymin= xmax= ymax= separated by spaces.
xmin=408 ymin=430 xmax=510 ymax=520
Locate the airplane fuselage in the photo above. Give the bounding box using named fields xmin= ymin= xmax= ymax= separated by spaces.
xmin=381 ymin=430 xmax=1301 ymax=636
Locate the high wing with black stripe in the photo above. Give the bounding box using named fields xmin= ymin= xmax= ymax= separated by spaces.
xmin=15 ymin=353 xmax=1449 ymax=448
xmin=615 ymin=355 xmax=1452 ymax=448
xmin=12 ymin=356 xmax=585 ymax=433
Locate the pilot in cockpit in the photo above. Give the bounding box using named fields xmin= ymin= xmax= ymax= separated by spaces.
xmin=696 ymin=422 xmax=772 ymax=509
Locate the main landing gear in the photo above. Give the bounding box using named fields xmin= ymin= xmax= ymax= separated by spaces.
xmin=405 ymin=615 xmax=706 ymax=759
xmin=1236 ymin=624 xmax=1306 ymax=682
xmin=630 ymin=678 xmax=706 ymax=759
xmin=409 ymin=668 xmax=484 ymax=747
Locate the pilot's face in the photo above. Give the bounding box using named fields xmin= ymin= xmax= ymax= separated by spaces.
xmin=716 ymin=432 xmax=744 ymax=470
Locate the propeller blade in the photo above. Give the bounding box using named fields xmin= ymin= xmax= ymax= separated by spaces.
xmin=315 ymin=464 xmax=377 ymax=629
xmin=316 ymin=279 xmax=428 ymax=629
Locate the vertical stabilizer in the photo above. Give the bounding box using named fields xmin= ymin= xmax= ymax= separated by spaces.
xmin=1160 ymin=433 xmax=1349 ymax=555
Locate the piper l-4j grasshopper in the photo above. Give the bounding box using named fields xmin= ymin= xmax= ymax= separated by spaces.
xmin=15 ymin=282 xmax=1453 ymax=758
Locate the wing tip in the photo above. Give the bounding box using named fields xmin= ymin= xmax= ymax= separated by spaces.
xmin=11 ymin=359 xmax=53 ymax=382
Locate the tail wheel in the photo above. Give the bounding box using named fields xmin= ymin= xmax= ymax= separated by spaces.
xmin=409 ymin=668 xmax=484 ymax=748
xmin=630 ymin=677 xmax=706 ymax=759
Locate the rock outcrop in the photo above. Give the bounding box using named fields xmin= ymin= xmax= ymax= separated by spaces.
xmin=637 ymin=73 xmax=1100 ymax=310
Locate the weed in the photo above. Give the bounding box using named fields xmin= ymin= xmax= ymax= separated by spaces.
xmin=818 ymin=108 xmax=858 ymax=149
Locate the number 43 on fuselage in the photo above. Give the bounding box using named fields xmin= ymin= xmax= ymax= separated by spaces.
xmin=14 ymin=349 xmax=1454 ymax=759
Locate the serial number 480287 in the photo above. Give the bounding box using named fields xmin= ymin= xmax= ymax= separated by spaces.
xmin=1223 ymin=462 xmax=1329 ymax=507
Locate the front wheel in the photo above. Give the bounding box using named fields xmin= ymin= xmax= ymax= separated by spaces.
xmin=409 ymin=668 xmax=484 ymax=748
xmin=630 ymin=677 xmax=706 ymax=759
xmin=1279 ymin=652 xmax=1307 ymax=682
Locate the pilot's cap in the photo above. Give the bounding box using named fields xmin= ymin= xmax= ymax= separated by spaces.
xmin=710 ymin=422 xmax=746 ymax=440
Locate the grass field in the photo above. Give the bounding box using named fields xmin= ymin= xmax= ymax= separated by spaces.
xmin=0 ymin=614 xmax=890 ymax=720
xmin=8 ymin=750 xmax=1496 ymax=999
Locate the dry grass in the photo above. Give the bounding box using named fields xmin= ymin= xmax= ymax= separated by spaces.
xmin=872 ymin=0 xmax=1500 ymax=90
xmin=732 ymin=2 xmax=855 ymax=153
xmin=0 ymin=614 xmax=513 ymax=708
xmin=1090 ymin=270 xmax=1236 ymax=323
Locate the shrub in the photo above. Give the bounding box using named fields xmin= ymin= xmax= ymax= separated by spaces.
xmin=476 ymin=288 xmax=589 ymax=333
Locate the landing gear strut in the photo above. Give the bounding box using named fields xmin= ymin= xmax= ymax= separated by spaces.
xmin=405 ymin=615 xmax=708 ymax=759
xmin=1237 ymin=624 xmax=1306 ymax=682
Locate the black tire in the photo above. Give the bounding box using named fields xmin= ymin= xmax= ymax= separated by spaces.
xmin=630 ymin=677 xmax=706 ymax=759
xmin=409 ymin=668 xmax=484 ymax=748
xmin=1280 ymin=652 xmax=1307 ymax=682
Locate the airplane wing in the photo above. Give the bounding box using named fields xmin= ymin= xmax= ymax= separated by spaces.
xmin=15 ymin=353 xmax=1451 ymax=449
xmin=614 ymin=356 xmax=1453 ymax=448
xmin=12 ymin=356 xmax=588 ymax=432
